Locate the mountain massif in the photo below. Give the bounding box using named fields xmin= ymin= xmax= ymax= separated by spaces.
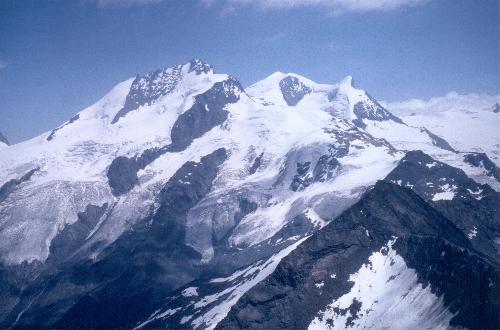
xmin=0 ymin=59 xmax=498 ymax=329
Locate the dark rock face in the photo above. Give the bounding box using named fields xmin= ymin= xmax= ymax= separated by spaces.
xmin=386 ymin=150 xmax=483 ymax=201
xmin=234 ymin=197 xmax=258 ymax=225
xmin=352 ymin=93 xmax=403 ymax=125
xmin=0 ymin=168 xmax=38 ymax=204
xmin=351 ymin=118 xmax=366 ymax=128
xmin=313 ymin=154 xmax=341 ymax=182
xmin=286 ymin=145 xmax=345 ymax=192
xmin=169 ymin=77 xmax=241 ymax=151
xmin=385 ymin=150 xmax=500 ymax=262
xmin=421 ymin=127 xmax=457 ymax=153
xmin=47 ymin=203 xmax=109 ymax=264
xmin=248 ymin=152 xmax=264 ymax=175
xmin=279 ymin=76 xmax=312 ymax=106
xmin=107 ymin=77 xmax=242 ymax=196
xmin=188 ymin=58 xmax=213 ymax=75
xmin=0 ymin=261 xmax=42 ymax=325
xmin=464 ymin=152 xmax=500 ymax=182
xmin=106 ymin=156 xmax=140 ymax=196
xmin=111 ymin=65 xmax=183 ymax=124
xmin=3 ymin=149 xmax=228 ymax=329
xmin=290 ymin=161 xmax=312 ymax=191
xmin=217 ymin=181 xmax=499 ymax=330
xmin=112 ymin=59 xmax=215 ymax=124
xmin=111 ymin=65 xmax=182 ymax=124
xmin=493 ymin=103 xmax=499 ymax=113
xmin=46 ymin=114 xmax=79 ymax=141
xmin=0 ymin=132 xmax=9 ymax=145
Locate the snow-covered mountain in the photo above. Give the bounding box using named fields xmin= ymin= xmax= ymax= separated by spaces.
xmin=385 ymin=92 xmax=500 ymax=165
xmin=0 ymin=59 xmax=498 ymax=329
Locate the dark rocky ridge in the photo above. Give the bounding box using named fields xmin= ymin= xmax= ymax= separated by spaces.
xmin=352 ymin=93 xmax=403 ymax=128
xmin=217 ymin=181 xmax=499 ymax=330
xmin=111 ymin=65 xmax=183 ymax=124
xmin=421 ymin=127 xmax=457 ymax=153
xmin=111 ymin=59 xmax=213 ymax=125
xmin=464 ymin=152 xmax=500 ymax=182
xmin=47 ymin=203 xmax=109 ymax=265
xmin=248 ymin=152 xmax=264 ymax=175
xmin=0 ymin=168 xmax=38 ymax=204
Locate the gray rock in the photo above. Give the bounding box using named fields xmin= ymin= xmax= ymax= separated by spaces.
xmin=111 ymin=65 xmax=183 ymax=124
xmin=248 ymin=152 xmax=264 ymax=175
xmin=188 ymin=58 xmax=213 ymax=75
xmin=106 ymin=156 xmax=140 ymax=196
xmin=464 ymin=152 xmax=500 ymax=182
xmin=279 ymin=76 xmax=312 ymax=106
xmin=47 ymin=203 xmax=108 ymax=264
xmin=46 ymin=114 xmax=80 ymax=141
xmin=169 ymin=77 xmax=242 ymax=151
xmin=352 ymin=93 xmax=403 ymax=126
xmin=0 ymin=132 xmax=9 ymax=145
xmin=421 ymin=127 xmax=457 ymax=153
xmin=0 ymin=168 xmax=38 ymax=204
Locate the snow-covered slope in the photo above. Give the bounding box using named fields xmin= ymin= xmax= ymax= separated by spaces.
xmin=0 ymin=60 xmax=498 ymax=329
xmin=0 ymin=62 xmax=405 ymax=266
xmin=309 ymin=238 xmax=454 ymax=330
xmin=0 ymin=60 xmax=231 ymax=264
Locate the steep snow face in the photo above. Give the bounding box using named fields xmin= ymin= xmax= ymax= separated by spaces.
xmin=0 ymin=60 xmax=227 ymax=185
xmin=385 ymin=92 xmax=500 ymax=166
xmin=309 ymin=239 xmax=455 ymax=330
xmin=0 ymin=60 xmax=230 ymax=264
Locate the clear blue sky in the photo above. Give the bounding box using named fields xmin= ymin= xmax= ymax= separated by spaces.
xmin=0 ymin=0 xmax=498 ymax=143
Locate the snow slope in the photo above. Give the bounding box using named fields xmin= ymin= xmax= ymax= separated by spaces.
xmin=309 ymin=239 xmax=454 ymax=330
xmin=385 ymin=92 xmax=500 ymax=165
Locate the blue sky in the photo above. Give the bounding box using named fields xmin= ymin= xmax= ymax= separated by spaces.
xmin=0 ymin=0 xmax=498 ymax=143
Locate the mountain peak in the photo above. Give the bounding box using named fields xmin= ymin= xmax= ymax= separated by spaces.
xmin=110 ymin=59 xmax=219 ymax=124
xmin=188 ymin=58 xmax=213 ymax=75
xmin=0 ymin=131 xmax=9 ymax=146
xmin=339 ymin=75 xmax=354 ymax=88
